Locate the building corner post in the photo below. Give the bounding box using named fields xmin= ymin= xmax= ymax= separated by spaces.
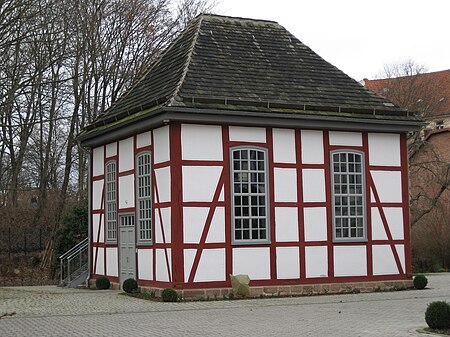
xmin=170 ymin=123 xmax=184 ymax=286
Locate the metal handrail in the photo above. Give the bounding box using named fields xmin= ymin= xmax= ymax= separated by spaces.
xmin=60 ymin=238 xmax=89 ymax=287
xmin=59 ymin=238 xmax=88 ymax=260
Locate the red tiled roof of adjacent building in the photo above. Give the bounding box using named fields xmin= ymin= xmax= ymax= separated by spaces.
xmin=364 ymin=69 xmax=450 ymax=119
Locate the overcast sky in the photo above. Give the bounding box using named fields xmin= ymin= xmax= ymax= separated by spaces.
xmin=218 ymin=0 xmax=450 ymax=81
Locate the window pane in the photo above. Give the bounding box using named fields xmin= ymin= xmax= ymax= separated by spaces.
xmin=331 ymin=152 xmax=365 ymax=240
xmin=136 ymin=153 xmax=152 ymax=242
xmin=232 ymin=148 xmax=268 ymax=242
xmin=106 ymin=161 xmax=117 ymax=242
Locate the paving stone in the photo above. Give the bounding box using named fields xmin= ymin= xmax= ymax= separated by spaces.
xmin=1 ymin=274 xmax=450 ymax=336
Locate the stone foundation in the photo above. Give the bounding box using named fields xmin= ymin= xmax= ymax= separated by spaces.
xmin=89 ymin=278 xmax=413 ymax=300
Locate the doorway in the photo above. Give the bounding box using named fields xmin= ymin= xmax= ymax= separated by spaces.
xmin=119 ymin=213 xmax=136 ymax=287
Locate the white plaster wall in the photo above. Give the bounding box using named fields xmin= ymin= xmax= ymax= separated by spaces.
xmin=304 ymin=207 xmax=327 ymax=242
xmin=118 ymin=174 xmax=135 ymax=209
xmin=184 ymin=249 xmax=196 ymax=282
xmin=136 ymin=131 xmax=152 ymax=148
xmin=229 ymin=126 xmax=266 ymax=143
xmin=92 ymin=214 xmax=104 ymax=243
xmin=94 ymin=247 xmax=104 ymax=275
xmin=371 ymin=171 xmax=402 ymax=203
xmin=276 ymin=247 xmax=300 ymax=279
xmin=371 ymin=207 xmax=387 ymax=240
xmin=138 ymin=249 xmax=153 ymax=280
xmin=195 ymin=249 xmax=226 ymax=282
xmin=154 ymin=166 xmax=171 ymax=203
xmin=302 ymin=169 xmax=326 ymax=202
xmin=153 ymin=126 xmax=170 ymax=164
xmin=274 ymin=168 xmax=297 ymax=202
xmin=183 ymin=207 xmax=208 ymax=244
xmin=334 ymin=246 xmax=367 ymax=277
xmin=329 ymin=131 xmax=362 ymax=146
xmin=155 ymin=207 xmax=171 ymax=244
xmin=301 ymin=130 xmax=323 ymax=164
xmin=183 ymin=166 xmax=222 ymax=202
xmin=233 ymin=247 xmax=271 ymax=280
xmin=206 ymin=207 xmax=225 ymax=243
xmin=373 ymin=245 xmax=399 ymax=275
xmin=181 ymin=124 xmax=223 ymax=161
xmin=275 ymin=207 xmax=299 ymax=242
xmin=273 ymin=128 xmax=296 ymax=163
xmin=118 ymin=137 xmax=134 ymax=172
xmin=385 ymin=208 xmax=404 ymax=240
xmin=106 ymin=247 xmax=118 ymax=277
xmin=396 ymin=244 xmax=406 ymax=273
xmin=92 ymin=146 xmax=104 ymax=176
xmin=219 ymin=187 xmax=224 ymax=202
xmin=105 ymin=142 xmax=117 ymax=158
xmin=156 ymin=248 xmax=172 ymax=282
xmin=371 ymin=207 xmax=404 ymax=240
xmin=92 ymin=180 xmax=104 ymax=210
xmin=305 ymin=246 xmax=328 ymax=278
xmin=368 ymin=133 xmax=400 ymax=167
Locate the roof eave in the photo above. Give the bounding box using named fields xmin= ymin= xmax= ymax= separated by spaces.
xmin=79 ymin=106 xmax=425 ymax=148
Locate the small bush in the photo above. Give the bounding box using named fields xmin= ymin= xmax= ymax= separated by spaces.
xmin=161 ymin=288 xmax=178 ymax=302
xmin=414 ymin=275 xmax=428 ymax=289
xmin=95 ymin=276 xmax=110 ymax=290
xmin=425 ymin=301 xmax=450 ymax=329
xmin=122 ymin=278 xmax=138 ymax=293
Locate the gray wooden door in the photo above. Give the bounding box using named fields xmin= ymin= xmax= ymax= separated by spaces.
xmin=119 ymin=214 xmax=136 ymax=287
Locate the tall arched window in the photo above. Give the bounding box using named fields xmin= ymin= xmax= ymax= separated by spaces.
xmin=331 ymin=151 xmax=366 ymax=241
xmin=231 ymin=147 xmax=269 ymax=244
xmin=105 ymin=161 xmax=117 ymax=243
xmin=136 ymin=152 xmax=152 ymax=243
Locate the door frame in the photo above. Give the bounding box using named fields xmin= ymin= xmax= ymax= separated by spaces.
xmin=118 ymin=213 xmax=137 ymax=287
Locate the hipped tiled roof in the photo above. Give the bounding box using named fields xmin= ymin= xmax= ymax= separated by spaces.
xmin=85 ymin=14 xmax=420 ymax=133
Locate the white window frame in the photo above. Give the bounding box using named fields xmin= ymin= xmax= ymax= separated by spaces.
xmin=331 ymin=150 xmax=367 ymax=242
xmin=136 ymin=152 xmax=152 ymax=244
xmin=230 ymin=146 xmax=270 ymax=245
xmin=105 ymin=160 xmax=117 ymax=243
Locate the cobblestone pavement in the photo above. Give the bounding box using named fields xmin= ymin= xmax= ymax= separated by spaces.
xmin=1 ymin=274 xmax=449 ymax=337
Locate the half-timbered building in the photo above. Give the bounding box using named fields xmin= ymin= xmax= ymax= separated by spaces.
xmin=78 ymin=14 xmax=424 ymax=297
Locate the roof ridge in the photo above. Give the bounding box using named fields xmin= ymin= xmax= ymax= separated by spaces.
xmin=198 ymin=13 xmax=279 ymax=25
xmin=166 ymin=15 xmax=204 ymax=106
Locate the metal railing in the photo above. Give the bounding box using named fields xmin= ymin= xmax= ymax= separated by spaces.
xmin=59 ymin=238 xmax=89 ymax=287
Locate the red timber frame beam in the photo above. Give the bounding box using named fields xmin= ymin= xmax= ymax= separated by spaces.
xmin=295 ymin=129 xmax=306 ymax=279
xmin=400 ymin=134 xmax=412 ymax=277
xmin=362 ymin=133 xmax=374 ymax=276
xmin=323 ymin=131 xmax=334 ymax=278
xmin=170 ymin=123 xmax=183 ymax=286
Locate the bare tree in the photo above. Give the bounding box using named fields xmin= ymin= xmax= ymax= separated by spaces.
xmin=367 ymin=60 xmax=450 ymax=271
xmin=0 ymin=0 xmax=219 ymax=273
xmin=367 ymin=60 xmax=450 ymax=227
xmin=376 ymin=59 xmax=442 ymax=117
xmin=409 ymin=139 xmax=450 ymax=227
